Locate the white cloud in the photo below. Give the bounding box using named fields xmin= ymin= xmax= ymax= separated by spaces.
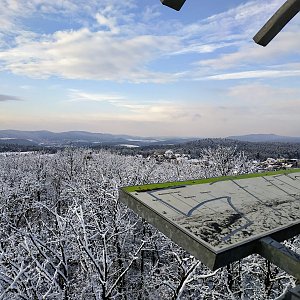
xmin=67 ymin=88 xmax=204 ymax=123
xmin=0 ymin=0 xmax=135 ymax=31
xmin=95 ymin=13 xmax=118 ymax=33
xmin=0 ymin=0 xmax=184 ymax=83
xmin=2 ymin=83 xmax=300 ymax=137
xmin=187 ymin=1 xmax=300 ymax=81
xmin=142 ymin=5 xmax=162 ymax=22
xmin=156 ymin=0 xmax=300 ymax=81
xmin=198 ymin=31 xmax=300 ymax=71
xmin=1 ymin=0 xmax=299 ymax=83
xmin=0 ymin=28 xmax=180 ymax=82
xmin=108 ymin=83 xmax=300 ymax=136
xmin=206 ymin=68 xmax=300 ymax=80
xmin=20 ymin=85 xmax=33 ymax=90
xmin=225 ymin=83 xmax=300 ymax=118
xmin=59 ymin=91 xmax=300 ymax=136
xmin=68 ymin=90 xmax=125 ymax=103
xmin=177 ymin=0 xmax=283 ymax=41
xmin=170 ymin=41 xmax=241 ymax=55
xmin=227 ymin=83 xmax=300 ymax=101
xmin=67 ymin=89 xmax=177 ymax=118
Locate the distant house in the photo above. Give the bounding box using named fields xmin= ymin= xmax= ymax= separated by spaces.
xmin=164 ymin=150 xmax=174 ymax=159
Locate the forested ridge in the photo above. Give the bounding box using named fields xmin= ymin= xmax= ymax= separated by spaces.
xmin=0 ymin=148 xmax=298 ymax=299
xmin=2 ymin=138 xmax=300 ymax=162
xmin=108 ymin=139 xmax=300 ymax=161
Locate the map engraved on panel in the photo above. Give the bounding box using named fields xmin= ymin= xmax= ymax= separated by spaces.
xmin=144 ymin=173 xmax=300 ymax=249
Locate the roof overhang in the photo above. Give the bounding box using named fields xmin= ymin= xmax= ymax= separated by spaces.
xmin=159 ymin=0 xmax=300 ymax=46
xmin=160 ymin=0 xmax=186 ymax=11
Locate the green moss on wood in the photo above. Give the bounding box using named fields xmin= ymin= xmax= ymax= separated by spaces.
xmin=123 ymin=168 xmax=300 ymax=193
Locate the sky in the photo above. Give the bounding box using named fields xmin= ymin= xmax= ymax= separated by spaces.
xmin=0 ymin=0 xmax=300 ymax=138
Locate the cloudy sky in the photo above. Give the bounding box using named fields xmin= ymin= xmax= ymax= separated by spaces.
xmin=0 ymin=0 xmax=300 ymax=137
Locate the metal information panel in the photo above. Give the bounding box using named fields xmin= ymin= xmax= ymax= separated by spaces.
xmin=119 ymin=169 xmax=300 ymax=270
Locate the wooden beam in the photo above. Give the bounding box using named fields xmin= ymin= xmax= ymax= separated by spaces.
xmin=160 ymin=0 xmax=186 ymax=11
xmin=256 ymin=237 xmax=300 ymax=280
xmin=253 ymin=0 xmax=300 ymax=46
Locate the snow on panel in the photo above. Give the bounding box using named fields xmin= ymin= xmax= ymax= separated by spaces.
xmin=128 ymin=172 xmax=300 ymax=251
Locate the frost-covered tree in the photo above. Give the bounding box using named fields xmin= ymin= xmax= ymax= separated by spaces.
xmin=0 ymin=148 xmax=298 ymax=299
xmin=199 ymin=145 xmax=253 ymax=177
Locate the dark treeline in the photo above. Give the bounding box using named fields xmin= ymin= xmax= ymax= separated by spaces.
xmin=0 ymin=143 xmax=56 ymax=153
xmin=112 ymin=139 xmax=300 ymax=160
xmin=2 ymin=138 xmax=300 ymax=161
xmin=178 ymin=139 xmax=300 ymax=160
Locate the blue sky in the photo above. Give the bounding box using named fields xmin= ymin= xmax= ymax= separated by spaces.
xmin=0 ymin=0 xmax=300 ymax=137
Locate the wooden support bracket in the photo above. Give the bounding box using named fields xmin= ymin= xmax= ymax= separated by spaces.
xmin=160 ymin=0 xmax=186 ymax=11
xmin=257 ymin=236 xmax=300 ymax=281
xmin=253 ymin=0 xmax=300 ymax=46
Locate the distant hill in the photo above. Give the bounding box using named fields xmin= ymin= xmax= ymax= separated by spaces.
xmin=0 ymin=130 xmax=199 ymax=147
xmin=1 ymin=131 xmax=300 ymax=160
xmin=227 ymin=134 xmax=300 ymax=143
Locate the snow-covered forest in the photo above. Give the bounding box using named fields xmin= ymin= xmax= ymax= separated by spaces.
xmin=0 ymin=147 xmax=298 ymax=299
